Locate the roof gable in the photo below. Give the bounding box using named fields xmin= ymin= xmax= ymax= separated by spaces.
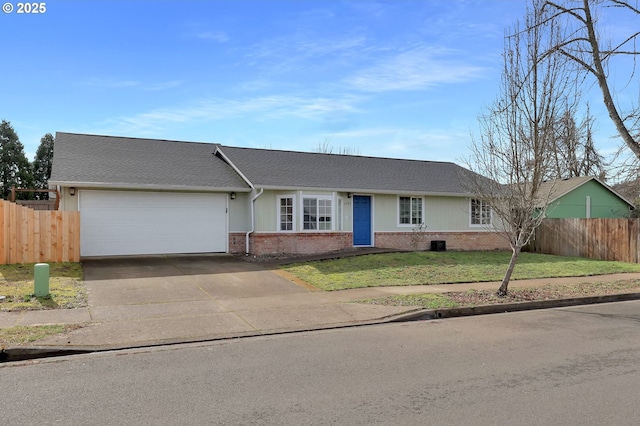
xmin=539 ymin=176 xmax=635 ymax=208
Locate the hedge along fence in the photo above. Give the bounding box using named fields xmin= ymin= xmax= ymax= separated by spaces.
xmin=0 ymin=200 xmax=80 ymax=264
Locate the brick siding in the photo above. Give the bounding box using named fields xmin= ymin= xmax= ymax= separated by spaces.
xmin=230 ymin=232 xmax=352 ymax=255
xmin=230 ymin=231 xmax=510 ymax=256
xmin=375 ymin=231 xmax=510 ymax=251
xmin=228 ymin=232 xmax=247 ymax=254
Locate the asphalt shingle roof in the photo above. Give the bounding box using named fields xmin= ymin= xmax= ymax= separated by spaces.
xmin=218 ymin=146 xmax=481 ymax=195
xmin=50 ymin=132 xmax=485 ymax=195
xmin=50 ymin=133 xmax=249 ymax=190
xmin=536 ymin=176 xmax=634 ymax=207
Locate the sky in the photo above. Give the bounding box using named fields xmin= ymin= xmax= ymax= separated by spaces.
xmin=1 ymin=0 xmax=637 ymax=167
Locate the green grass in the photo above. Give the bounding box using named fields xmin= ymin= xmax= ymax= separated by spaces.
xmin=280 ymin=251 xmax=640 ymax=291
xmin=0 ymin=263 xmax=85 ymax=311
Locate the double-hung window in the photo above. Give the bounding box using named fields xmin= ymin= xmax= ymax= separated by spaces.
xmin=470 ymin=199 xmax=492 ymax=226
xmin=399 ymin=196 xmax=423 ymax=225
xmin=278 ymin=196 xmax=295 ymax=231
xmin=303 ymin=196 xmax=332 ymax=230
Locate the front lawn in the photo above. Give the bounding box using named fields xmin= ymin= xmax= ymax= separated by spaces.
xmin=280 ymin=251 xmax=640 ymax=291
xmin=0 ymin=263 xmax=86 ymax=311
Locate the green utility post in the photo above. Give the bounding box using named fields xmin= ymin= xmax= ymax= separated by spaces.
xmin=34 ymin=263 xmax=50 ymax=297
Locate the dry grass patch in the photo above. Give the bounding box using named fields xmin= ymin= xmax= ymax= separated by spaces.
xmin=362 ymin=279 xmax=640 ymax=309
xmin=0 ymin=324 xmax=83 ymax=349
xmin=0 ymin=263 xmax=85 ymax=311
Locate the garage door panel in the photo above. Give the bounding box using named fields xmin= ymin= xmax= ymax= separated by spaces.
xmin=80 ymin=191 xmax=227 ymax=256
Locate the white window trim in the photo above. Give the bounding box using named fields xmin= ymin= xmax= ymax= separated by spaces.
xmin=397 ymin=195 xmax=425 ymax=227
xmin=469 ymin=198 xmax=493 ymax=227
xmin=300 ymin=194 xmax=335 ymax=232
xmin=277 ymin=194 xmax=296 ymax=232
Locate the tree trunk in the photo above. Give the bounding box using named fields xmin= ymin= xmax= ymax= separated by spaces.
xmin=497 ymin=248 xmax=520 ymax=296
xmin=582 ymin=0 xmax=640 ymax=160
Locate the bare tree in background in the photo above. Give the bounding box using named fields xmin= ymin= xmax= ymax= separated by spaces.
xmin=466 ymin=1 xmax=575 ymax=296
xmin=541 ymin=0 xmax=640 ymax=160
xmin=549 ymin=104 xmax=607 ymax=179
xmin=314 ymin=138 xmax=361 ymax=155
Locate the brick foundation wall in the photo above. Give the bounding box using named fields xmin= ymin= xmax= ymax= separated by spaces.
xmin=375 ymin=231 xmax=511 ymax=251
xmin=228 ymin=232 xmax=247 ymax=254
xmin=230 ymin=231 xmax=511 ymax=256
xmin=242 ymin=232 xmax=353 ymax=256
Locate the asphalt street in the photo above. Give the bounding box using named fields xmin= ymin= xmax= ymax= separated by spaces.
xmin=3 ymin=300 xmax=640 ymax=425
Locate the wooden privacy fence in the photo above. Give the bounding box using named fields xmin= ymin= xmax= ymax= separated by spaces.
xmin=10 ymin=187 xmax=60 ymax=211
xmin=0 ymin=200 xmax=80 ymax=264
xmin=529 ymin=218 xmax=640 ymax=263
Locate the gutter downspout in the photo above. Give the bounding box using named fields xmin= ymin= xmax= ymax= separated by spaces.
xmin=246 ymin=188 xmax=264 ymax=255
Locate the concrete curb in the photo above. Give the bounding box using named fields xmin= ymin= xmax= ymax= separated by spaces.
xmin=3 ymin=292 xmax=640 ymax=363
xmin=388 ymin=292 xmax=640 ymax=322
xmin=0 ymin=316 xmax=408 ymax=363
xmin=0 ymin=347 xmax=91 ymax=363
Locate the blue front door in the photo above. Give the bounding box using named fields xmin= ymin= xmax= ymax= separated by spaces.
xmin=353 ymin=195 xmax=372 ymax=246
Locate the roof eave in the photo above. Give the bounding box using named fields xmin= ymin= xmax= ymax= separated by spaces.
xmin=252 ymin=184 xmax=473 ymax=197
xmin=47 ymin=181 xmax=252 ymax=193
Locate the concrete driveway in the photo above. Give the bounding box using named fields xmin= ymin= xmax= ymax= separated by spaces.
xmin=83 ymin=254 xmax=307 ymax=303
xmin=31 ymin=254 xmax=413 ymax=348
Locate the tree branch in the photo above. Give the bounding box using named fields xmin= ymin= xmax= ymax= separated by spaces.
xmin=543 ymin=1 xmax=587 ymax=23
xmin=609 ymin=0 xmax=640 ymax=14
xmin=601 ymin=31 xmax=640 ymax=61
xmin=555 ymin=48 xmax=598 ymax=75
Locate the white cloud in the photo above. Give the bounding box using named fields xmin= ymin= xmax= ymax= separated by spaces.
xmin=237 ymin=79 xmax=273 ymax=91
xmin=346 ymin=46 xmax=487 ymax=92
xmin=144 ymin=80 xmax=183 ymax=91
xmin=79 ymin=78 xmax=182 ymax=91
xmin=79 ymin=78 xmax=140 ymax=88
xmin=109 ymin=80 xmax=140 ymax=88
xmin=245 ymin=34 xmax=370 ymax=73
xmin=101 ymin=95 xmax=363 ymax=135
xmin=330 ymin=127 xmax=398 ymax=139
xmin=196 ymin=31 xmax=230 ymax=43
xmin=325 ymin=126 xmax=470 ymax=162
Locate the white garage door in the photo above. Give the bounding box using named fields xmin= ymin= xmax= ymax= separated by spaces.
xmin=79 ymin=190 xmax=228 ymax=256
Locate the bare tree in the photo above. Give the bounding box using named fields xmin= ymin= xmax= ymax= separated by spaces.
xmin=542 ymin=0 xmax=640 ymax=160
xmin=313 ymin=138 xmax=360 ymax=155
xmin=465 ymin=1 xmax=574 ymax=296
xmin=549 ymin=104 xmax=607 ymax=179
